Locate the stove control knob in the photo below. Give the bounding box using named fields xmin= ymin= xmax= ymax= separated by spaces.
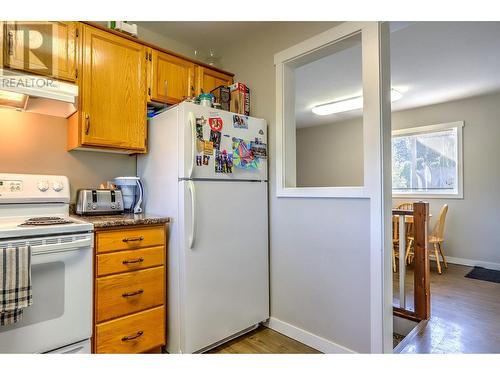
xmin=37 ymin=180 xmax=49 ymax=192
xmin=52 ymin=181 xmax=64 ymax=192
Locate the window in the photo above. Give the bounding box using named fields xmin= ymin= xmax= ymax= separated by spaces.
xmin=392 ymin=121 xmax=464 ymax=198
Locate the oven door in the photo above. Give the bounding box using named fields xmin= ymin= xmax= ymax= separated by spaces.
xmin=0 ymin=233 xmax=93 ymax=353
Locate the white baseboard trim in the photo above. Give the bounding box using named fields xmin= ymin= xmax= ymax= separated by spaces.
xmin=431 ymin=255 xmax=500 ymax=271
xmin=264 ymin=317 xmax=356 ymax=354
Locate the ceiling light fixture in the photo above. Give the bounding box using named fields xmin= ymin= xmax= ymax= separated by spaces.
xmin=312 ymin=89 xmax=403 ymax=116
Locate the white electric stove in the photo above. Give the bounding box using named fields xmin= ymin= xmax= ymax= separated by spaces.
xmin=0 ymin=173 xmax=93 ymax=354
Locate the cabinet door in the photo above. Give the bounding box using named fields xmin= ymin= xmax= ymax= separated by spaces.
xmin=3 ymin=21 xmax=77 ymax=82
xmin=149 ymin=49 xmax=195 ymax=104
xmin=81 ymin=25 xmax=147 ymax=151
xmin=195 ymin=66 xmax=233 ymax=95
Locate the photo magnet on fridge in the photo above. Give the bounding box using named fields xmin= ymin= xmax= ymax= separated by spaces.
xmin=203 ymin=155 xmax=210 ymax=165
xmin=197 ymin=139 xmax=204 ymax=153
xmin=210 ymin=130 xmax=222 ymax=150
xmin=196 ymin=117 xmax=205 ymax=140
xmin=233 ymin=114 xmax=248 ymax=129
xmin=250 ymin=138 xmax=267 ymax=159
xmin=196 ymin=155 xmax=202 ymax=166
xmin=204 ymin=140 xmax=214 ymax=155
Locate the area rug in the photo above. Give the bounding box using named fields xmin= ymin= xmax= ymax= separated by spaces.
xmin=465 ymin=266 xmax=500 ymax=284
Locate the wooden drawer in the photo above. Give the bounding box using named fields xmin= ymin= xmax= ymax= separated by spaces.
xmin=96 ymin=226 xmax=165 ymax=253
xmin=96 ymin=246 xmax=165 ymax=276
xmin=96 ymin=266 xmax=164 ymax=322
xmin=95 ymin=306 xmax=165 ymax=354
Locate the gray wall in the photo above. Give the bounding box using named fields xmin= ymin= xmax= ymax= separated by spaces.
xmin=296 ymin=119 xmax=364 ymax=187
xmin=220 ymin=22 xmax=374 ymax=353
xmin=298 ymin=92 xmax=500 ymax=266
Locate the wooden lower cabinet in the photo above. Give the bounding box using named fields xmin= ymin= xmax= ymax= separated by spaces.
xmin=93 ymin=224 xmax=167 ymax=354
xmin=95 ymin=306 xmax=165 ymax=354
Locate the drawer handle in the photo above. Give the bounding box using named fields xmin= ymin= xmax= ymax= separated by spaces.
xmin=122 ymin=257 xmax=144 ymax=265
xmin=122 ymin=236 xmax=144 ymax=243
xmin=122 ymin=289 xmax=144 ymax=297
xmin=122 ymin=331 xmax=144 ymax=341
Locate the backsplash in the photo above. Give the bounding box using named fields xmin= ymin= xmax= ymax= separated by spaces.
xmin=0 ymin=108 xmax=137 ymax=202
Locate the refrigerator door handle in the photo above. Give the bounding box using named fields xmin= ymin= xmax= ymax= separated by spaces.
xmin=188 ymin=180 xmax=197 ymax=249
xmin=188 ymin=112 xmax=196 ymax=178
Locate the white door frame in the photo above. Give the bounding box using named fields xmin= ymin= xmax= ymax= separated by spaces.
xmin=274 ymin=21 xmax=393 ymax=353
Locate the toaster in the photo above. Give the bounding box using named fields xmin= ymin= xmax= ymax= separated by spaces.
xmin=76 ymin=189 xmax=124 ymax=215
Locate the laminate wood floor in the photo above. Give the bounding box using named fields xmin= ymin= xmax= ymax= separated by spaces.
xmin=208 ymin=326 xmax=320 ymax=354
xmin=394 ymin=263 xmax=500 ymax=353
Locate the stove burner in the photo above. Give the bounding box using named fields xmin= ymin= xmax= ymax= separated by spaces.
xmin=19 ymin=217 xmax=73 ymax=226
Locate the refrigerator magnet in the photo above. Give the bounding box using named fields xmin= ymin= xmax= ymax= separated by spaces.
xmin=233 ymin=114 xmax=248 ymax=129
xmin=209 ymin=117 xmax=223 ymax=132
xmin=250 ymin=138 xmax=267 ymax=159
xmin=204 ymin=140 xmax=214 ymax=155
xmin=197 ymin=139 xmax=204 ymax=153
xmin=210 ymin=130 xmax=222 ymax=150
xmin=203 ymin=155 xmax=210 ymax=165
xmin=196 ymin=155 xmax=202 ymax=166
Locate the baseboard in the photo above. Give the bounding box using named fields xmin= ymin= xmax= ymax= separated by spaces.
xmin=432 ymin=255 xmax=500 ymax=271
xmin=264 ymin=317 xmax=356 ymax=354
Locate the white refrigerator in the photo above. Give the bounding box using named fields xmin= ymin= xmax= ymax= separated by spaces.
xmin=138 ymin=102 xmax=269 ymax=353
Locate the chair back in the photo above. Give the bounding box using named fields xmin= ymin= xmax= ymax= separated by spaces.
xmin=397 ymin=202 xmax=414 ymax=211
xmin=431 ymin=204 xmax=449 ymax=240
xmin=396 ymin=202 xmax=414 ymax=237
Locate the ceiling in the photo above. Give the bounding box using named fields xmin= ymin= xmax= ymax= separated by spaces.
xmin=295 ymin=21 xmax=500 ymax=128
xmin=135 ymin=21 xmax=295 ymax=57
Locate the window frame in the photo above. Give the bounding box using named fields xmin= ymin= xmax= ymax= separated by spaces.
xmin=391 ymin=121 xmax=464 ymax=199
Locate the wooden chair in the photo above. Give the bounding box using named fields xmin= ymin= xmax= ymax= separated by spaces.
xmin=429 ymin=204 xmax=449 ymax=274
xmin=392 ymin=216 xmax=400 ymax=272
xmin=392 ymin=202 xmax=414 ymax=272
xmin=396 ymin=203 xmax=415 ymax=266
xmin=405 ymin=204 xmax=449 ymax=274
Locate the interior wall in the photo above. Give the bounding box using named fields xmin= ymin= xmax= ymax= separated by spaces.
xmin=220 ymin=22 xmax=374 ymax=353
xmin=298 ymin=92 xmax=500 ymax=266
xmin=0 ymin=109 xmax=136 ymax=201
xmin=94 ymin=22 xmax=196 ymax=58
xmin=296 ymin=119 xmax=364 ymax=187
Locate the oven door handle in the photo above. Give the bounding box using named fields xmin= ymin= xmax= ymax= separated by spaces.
xmin=31 ymin=238 xmax=92 ymax=256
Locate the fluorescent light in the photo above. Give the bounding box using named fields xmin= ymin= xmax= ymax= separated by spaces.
xmin=0 ymin=90 xmax=26 ymax=102
xmin=0 ymin=90 xmax=29 ymax=110
xmin=312 ymin=89 xmax=403 ymax=116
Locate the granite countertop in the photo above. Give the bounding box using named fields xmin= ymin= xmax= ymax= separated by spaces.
xmin=72 ymin=213 xmax=170 ymax=229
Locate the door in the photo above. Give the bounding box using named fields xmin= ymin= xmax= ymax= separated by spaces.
xmin=179 ymin=180 xmax=269 ymax=353
xmin=179 ymin=102 xmax=268 ymax=181
xmin=195 ymin=66 xmax=233 ymax=95
xmin=148 ymin=49 xmax=195 ymax=104
xmin=3 ymin=21 xmax=77 ymax=82
xmin=80 ymin=25 xmax=147 ymax=151
xmin=0 ymin=234 xmax=93 ymax=353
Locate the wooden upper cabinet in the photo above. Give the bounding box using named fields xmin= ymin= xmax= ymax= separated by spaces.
xmin=3 ymin=21 xmax=77 ymax=82
xmin=78 ymin=25 xmax=147 ymax=151
xmin=148 ymin=49 xmax=195 ymax=104
xmin=195 ymin=66 xmax=233 ymax=95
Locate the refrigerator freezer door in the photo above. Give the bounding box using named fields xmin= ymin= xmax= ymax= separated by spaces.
xmin=179 ymin=180 xmax=269 ymax=353
xmin=179 ymin=103 xmax=268 ymax=181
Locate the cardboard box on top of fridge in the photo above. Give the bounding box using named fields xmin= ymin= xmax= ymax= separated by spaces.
xmin=229 ymin=83 xmax=250 ymax=116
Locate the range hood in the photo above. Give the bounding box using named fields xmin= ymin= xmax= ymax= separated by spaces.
xmin=0 ymin=69 xmax=78 ymax=118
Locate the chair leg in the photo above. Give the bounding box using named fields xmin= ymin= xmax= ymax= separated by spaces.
xmin=405 ymin=239 xmax=414 ymax=264
xmin=433 ymin=243 xmax=442 ymax=274
xmin=438 ymin=242 xmax=448 ymax=269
